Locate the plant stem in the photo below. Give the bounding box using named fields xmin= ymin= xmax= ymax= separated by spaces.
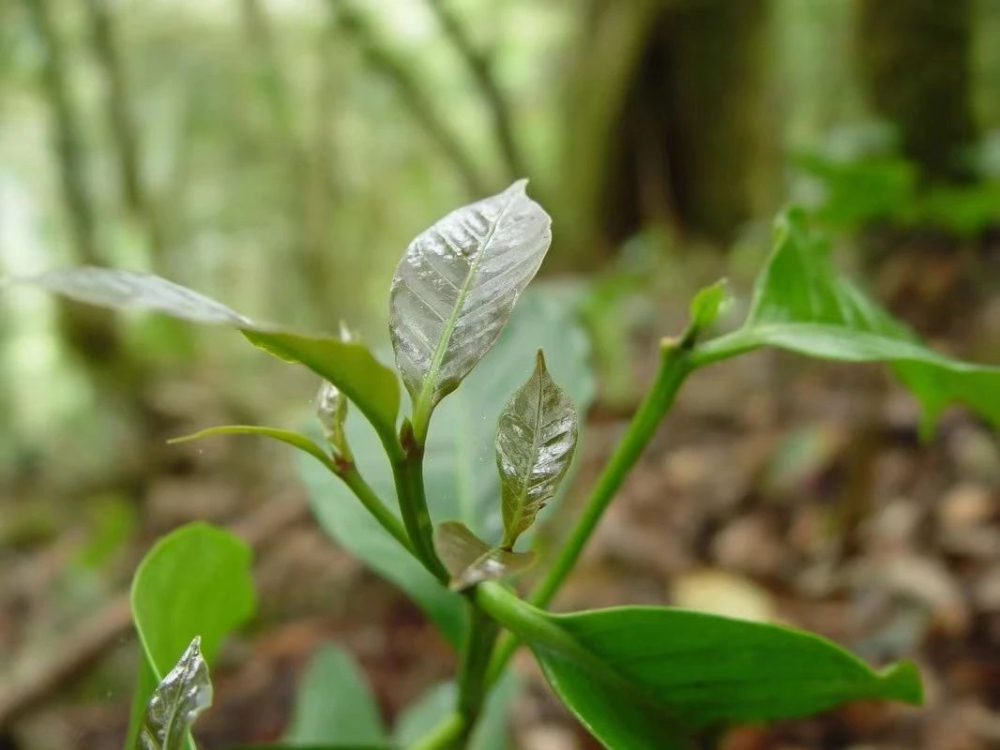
xmin=456 ymin=602 xmax=500 ymax=730
xmin=409 ymin=711 xmax=464 ymax=750
xmin=486 ymin=339 xmax=694 ymax=682
xmin=337 ymin=464 xmax=415 ymax=556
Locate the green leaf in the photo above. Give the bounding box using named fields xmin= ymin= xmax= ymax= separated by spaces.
xmin=284 ymin=645 xmax=387 ymax=746
xmin=296 ymin=290 xmax=594 ymax=646
xmin=169 ymin=425 xmax=337 ymax=473
xmin=127 ymin=523 xmax=256 ymax=750
xmin=241 ymin=329 xmax=400 ymax=444
xmin=476 ymin=585 xmax=921 ymax=749
xmin=317 ymin=380 xmax=351 ymax=458
xmin=433 ymin=521 xmax=536 ymax=592
xmin=136 ymin=637 xmax=212 ymax=750
xmin=699 ymin=208 xmax=1000 ymax=433
xmin=394 ymin=672 xmax=520 ymax=750
xmin=10 ymin=268 xmax=400 ymax=444
xmin=496 ymin=350 xmax=579 ymax=549
xmin=389 ymin=180 xmax=552 ymax=438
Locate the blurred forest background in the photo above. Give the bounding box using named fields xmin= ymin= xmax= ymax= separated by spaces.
xmin=2 ymin=0 xmax=1000 ymax=748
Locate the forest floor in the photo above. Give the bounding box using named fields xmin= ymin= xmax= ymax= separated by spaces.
xmin=2 ymin=248 xmax=999 ymax=750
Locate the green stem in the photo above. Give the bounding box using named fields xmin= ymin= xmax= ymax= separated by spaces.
xmin=409 ymin=711 xmax=464 ymax=750
xmin=486 ymin=340 xmax=694 ymax=682
xmin=456 ymin=601 xmax=501 ymax=729
xmin=337 ymin=464 xmax=415 ymax=556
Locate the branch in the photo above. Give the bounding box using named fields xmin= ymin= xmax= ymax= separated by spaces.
xmin=329 ymin=0 xmax=487 ymax=196
xmin=425 ymin=0 xmax=525 ymax=180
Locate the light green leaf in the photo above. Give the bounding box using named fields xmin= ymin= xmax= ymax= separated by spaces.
xmin=296 ymin=290 xmax=595 ymax=646
xmin=284 ymin=645 xmax=387 ymax=746
xmin=168 ymin=425 xmax=337 ymax=473
xmin=127 ymin=523 xmax=256 ymax=750
xmin=475 ymin=583 xmax=921 ymax=749
xmin=433 ymin=521 xmax=536 ymax=592
xmin=136 ymin=637 xmax=212 ymax=750
xmin=389 ymin=180 xmax=552 ymax=438
xmin=10 ymin=268 xmax=400 ymax=444
xmin=496 ymin=351 xmax=579 ymax=549
xmin=394 ymin=672 xmax=520 ymax=750
xmin=686 ymin=280 xmax=730 ymax=336
xmin=697 ymin=209 xmax=1000 ymax=433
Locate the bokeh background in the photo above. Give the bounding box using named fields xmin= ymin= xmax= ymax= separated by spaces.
xmin=2 ymin=0 xmax=1000 ymax=748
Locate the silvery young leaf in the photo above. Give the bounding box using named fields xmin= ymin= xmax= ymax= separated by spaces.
xmin=496 ymin=351 xmax=579 ymax=549
xmin=296 ymin=289 xmax=594 ymax=646
xmin=433 ymin=521 xmax=536 ymax=591
xmin=10 ymin=267 xmax=400 ymax=441
xmin=696 ymin=209 xmax=1000 ymax=435
xmin=316 ymin=380 xmax=350 ymax=457
xmin=137 ymin=637 xmax=212 ymax=750
xmin=389 ymin=180 xmax=552 ymax=431
xmin=474 ymin=583 xmax=922 ymax=750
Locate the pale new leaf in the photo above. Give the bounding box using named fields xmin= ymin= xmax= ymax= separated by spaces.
xmin=137 ymin=637 xmax=212 ymax=750
xmin=433 ymin=521 xmax=535 ymax=592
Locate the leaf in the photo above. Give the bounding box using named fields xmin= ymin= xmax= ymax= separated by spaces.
xmin=433 ymin=521 xmax=536 ymax=592
xmin=296 ymin=289 xmax=594 ymax=646
xmin=389 ymin=180 xmax=552 ymax=433
xmin=476 ymin=585 xmax=922 ymax=749
xmin=686 ymin=280 xmax=730 ymax=336
xmin=496 ymin=350 xmax=579 ymax=549
xmin=9 ymin=268 xmax=400 ymax=443
xmin=136 ymin=637 xmax=212 ymax=750
xmin=317 ymin=380 xmax=350 ymax=457
xmin=698 ymin=209 xmax=1000 ymax=434
xmin=284 ymin=645 xmax=388 ymax=746
xmin=169 ymin=425 xmax=337 ymax=473
xmin=127 ymin=523 xmax=256 ymax=750
xmin=393 ymin=672 xmax=521 ymax=750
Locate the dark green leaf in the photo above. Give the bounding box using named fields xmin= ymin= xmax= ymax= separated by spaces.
xmin=168 ymin=426 xmax=337 ymax=473
xmin=136 ymin=637 xmax=212 ymax=750
xmin=698 ymin=209 xmax=1000 ymax=433
xmin=10 ymin=268 xmax=400 ymax=442
xmin=496 ymin=351 xmax=579 ymax=549
xmin=296 ymin=290 xmax=594 ymax=646
xmin=284 ymin=645 xmax=387 ymax=746
xmin=389 ymin=180 xmax=552 ymax=436
xmin=476 ymin=584 xmax=921 ymax=749
xmin=127 ymin=523 xmax=256 ymax=749
xmin=433 ymin=521 xmax=536 ymax=591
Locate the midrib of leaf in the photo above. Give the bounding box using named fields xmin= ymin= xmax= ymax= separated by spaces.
xmin=503 ymin=369 xmax=545 ymax=549
xmin=414 ymin=194 xmax=517 ymax=430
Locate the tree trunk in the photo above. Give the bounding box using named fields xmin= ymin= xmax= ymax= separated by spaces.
xmin=856 ymin=0 xmax=975 ymax=183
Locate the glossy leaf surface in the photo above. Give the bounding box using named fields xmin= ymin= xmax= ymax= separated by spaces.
xmin=284 ymin=645 xmax=387 ymax=746
xmin=128 ymin=523 xmax=255 ymax=749
xmin=701 ymin=209 xmax=1000 ymax=433
xmin=136 ymin=637 xmax=212 ymax=750
xmin=389 ymin=180 xmax=551 ymax=426
xmin=477 ymin=586 xmax=922 ymax=749
xmin=433 ymin=521 xmax=536 ymax=591
xmin=11 ymin=268 xmax=400 ymax=441
xmin=496 ymin=351 xmax=579 ymax=548
xmin=297 ymin=290 xmax=594 ymax=645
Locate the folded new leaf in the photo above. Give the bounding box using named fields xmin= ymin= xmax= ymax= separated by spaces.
xmin=136 ymin=637 xmax=212 ymax=750
xmin=433 ymin=521 xmax=536 ymax=591
xmin=9 ymin=268 xmax=400 ymax=444
xmin=698 ymin=209 xmax=1000 ymax=434
xmin=496 ymin=351 xmax=579 ymax=549
xmin=475 ymin=583 xmax=921 ymax=750
xmin=389 ymin=180 xmax=552 ymax=438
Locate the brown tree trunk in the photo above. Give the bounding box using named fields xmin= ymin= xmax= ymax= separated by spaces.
xmin=856 ymin=0 xmax=975 ymax=183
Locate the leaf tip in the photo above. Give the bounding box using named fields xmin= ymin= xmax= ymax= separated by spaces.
xmin=878 ymin=659 xmax=923 ymax=706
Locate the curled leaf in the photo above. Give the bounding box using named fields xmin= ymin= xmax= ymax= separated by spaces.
xmin=389 ymin=180 xmax=552 ymax=436
xmin=316 ymin=380 xmax=350 ymax=458
xmin=137 ymin=637 xmax=212 ymax=750
xmin=434 ymin=521 xmax=536 ymax=592
xmin=496 ymin=351 xmax=579 ymax=549
xmin=686 ymin=279 xmax=730 ymax=337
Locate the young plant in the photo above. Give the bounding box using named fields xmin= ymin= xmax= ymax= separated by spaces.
xmin=17 ymin=181 xmax=1000 ymax=748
